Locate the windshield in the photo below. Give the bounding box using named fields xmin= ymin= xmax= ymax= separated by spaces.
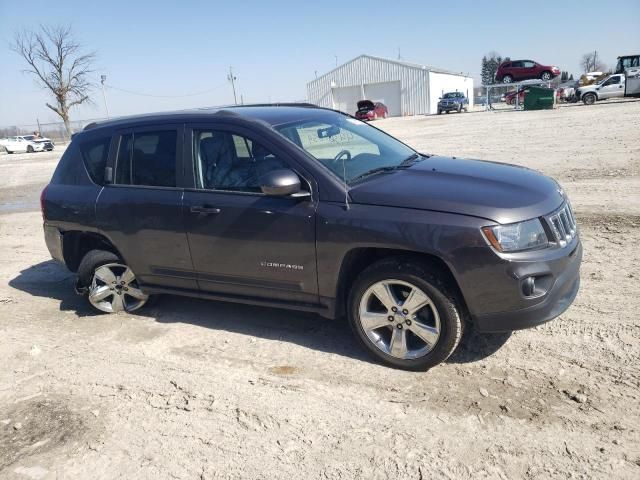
xmin=442 ymin=92 xmax=459 ymax=99
xmin=22 ymin=135 xmax=35 ymax=140
xmin=275 ymin=111 xmax=416 ymax=184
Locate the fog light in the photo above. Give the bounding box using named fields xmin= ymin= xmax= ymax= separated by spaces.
xmin=522 ymin=277 xmax=536 ymax=297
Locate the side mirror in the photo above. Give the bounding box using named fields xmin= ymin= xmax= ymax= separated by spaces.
xmin=260 ymin=169 xmax=304 ymax=197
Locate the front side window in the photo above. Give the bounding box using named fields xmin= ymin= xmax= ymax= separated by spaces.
xmin=604 ymin=76 xmax=620 ymax=86
xmin=194 ymin=130 xmax=289 ymax=193
xmin=114 ymin=130 xmax=177 ymax=187
xmin=275 ymin=111 xmax=416 ymax=184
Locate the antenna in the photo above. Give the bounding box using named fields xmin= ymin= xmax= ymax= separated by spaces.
xmin=341 ymin=155 xmax=350 ymax=210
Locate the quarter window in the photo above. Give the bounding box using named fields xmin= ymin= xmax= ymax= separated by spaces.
xmin=194 ymin=130 xmax=289 ymax=193
xmin=114 ymin=130 xmax=177 ymax=187
xmin=80 ymin=136 xmax=111 ymax=185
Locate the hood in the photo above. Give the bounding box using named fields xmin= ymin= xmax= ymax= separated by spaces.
xmin=357 ymin=100 xmax=374 ymax=111
xmin=349 ymin=156 xmax=564 ymax=224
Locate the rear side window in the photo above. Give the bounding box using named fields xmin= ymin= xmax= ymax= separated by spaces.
xmin=114 ymin=130 xmax=177 ymax=187
xmin=80 ymin=136 xmax=111 ymax=185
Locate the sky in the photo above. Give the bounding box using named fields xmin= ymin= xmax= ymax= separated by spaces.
xmin=0 ymin=0 xmax=638 ymax=127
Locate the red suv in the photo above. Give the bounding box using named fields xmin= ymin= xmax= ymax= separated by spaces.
xmin=354 ymin=100 xmax=388 ymax=121
xmin=495 ymin=60 xmax=560 ymax=83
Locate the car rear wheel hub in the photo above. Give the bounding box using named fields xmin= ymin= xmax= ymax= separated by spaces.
xmin=88 ymin=263 xmax=148 ymax=313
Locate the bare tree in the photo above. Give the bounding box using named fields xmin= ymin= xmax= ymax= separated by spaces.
xmin=581 ymin=51 xmax=607 ymax=73
xmin=12 ymin=25 xmax=95 ymax=135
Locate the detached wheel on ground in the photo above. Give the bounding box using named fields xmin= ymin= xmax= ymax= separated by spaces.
xmin=582 ymin=93 xmax=597 ymax=105
xmin=78 ymin=250 xmax=150 ymax=313
xmin=347 ymin=258 xmax=463 ymax=371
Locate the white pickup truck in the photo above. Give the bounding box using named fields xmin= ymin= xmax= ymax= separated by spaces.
xmin=0 ymin=135 xmax=55 ymax=153
xmin=575 ymin=74 xmax=626 ymax=105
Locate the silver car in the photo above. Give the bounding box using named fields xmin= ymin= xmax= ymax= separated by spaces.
xmin=576 ymin=74 xmax=625 ymax=105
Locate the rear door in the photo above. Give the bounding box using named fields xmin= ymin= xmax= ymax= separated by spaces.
xmin=508 ymin=61 xmax=524 ymax=80
xmin=96 ymin=124 xmax=197 ymax=290
xmin=182 ymin=123 xmax=319 ymax=304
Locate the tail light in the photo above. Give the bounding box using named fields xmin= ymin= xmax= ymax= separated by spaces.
xmin=40 ymin=185 xmax=48 ymax=221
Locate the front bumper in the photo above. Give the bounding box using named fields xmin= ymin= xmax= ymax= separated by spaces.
xmin=438 ymin=103 xmax=459 ymax=111
xmin=473 ymin=240 xmax=582 ymax=332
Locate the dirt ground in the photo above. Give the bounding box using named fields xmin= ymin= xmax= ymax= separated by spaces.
xmin=0 ymin=101 xmax=639 ymax=479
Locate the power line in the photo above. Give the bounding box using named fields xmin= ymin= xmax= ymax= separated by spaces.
xmin=104 ymin=82 xmax=228 ymax=98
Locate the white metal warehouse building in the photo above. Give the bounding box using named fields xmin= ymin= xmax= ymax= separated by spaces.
xmin=307 ymin=54 xmax=474 ymax=116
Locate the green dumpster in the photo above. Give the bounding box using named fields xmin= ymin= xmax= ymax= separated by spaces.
xmin=523 ymin=86 xmax=555 ymax=110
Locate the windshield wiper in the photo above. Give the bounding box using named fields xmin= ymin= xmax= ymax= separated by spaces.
xmin=399 ymin=152 xmax=421 ymax=166
xmin=349 ymin=153 xmax=424 ymax=184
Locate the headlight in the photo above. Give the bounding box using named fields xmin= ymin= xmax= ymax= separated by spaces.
xmin=482 ymin=219 xmax=548 ymax=252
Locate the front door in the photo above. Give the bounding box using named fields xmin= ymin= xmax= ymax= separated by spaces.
xmin=599 ymin=75 xmax=624 ymax=99
xmin=182 ymin=125 xmax=318 ymax=304
xmin=96 ymin=125 xmax=197 ymax=290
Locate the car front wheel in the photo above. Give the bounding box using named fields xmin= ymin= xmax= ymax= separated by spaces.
xmin=540 ymin=71 xmax=552 ymax=81
xmin=583 ymin=93 xmax=597 ymax=105
xmin=348 ymin=258 xmax=463 ymax=371
xmin=78 ymin=250 xmax=150 ymax=313
xmin=26 ymin=145 xmax=34 ymax=153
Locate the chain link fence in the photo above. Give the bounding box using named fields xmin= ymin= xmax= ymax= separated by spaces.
xmin=0 ymin=117 xmax=108 ymax=144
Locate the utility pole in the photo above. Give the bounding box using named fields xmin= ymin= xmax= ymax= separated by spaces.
xmin=334 ymin=55 xmax=338 ymax=67
xmin=100 ymin=75 xmax=110 ymax=119
xmin=36 ymin=118 xmax=41 ymax=135
xmin=227 ymin=67 xmax=238 ymax=105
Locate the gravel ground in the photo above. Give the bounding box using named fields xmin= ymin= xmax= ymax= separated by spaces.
xmin=0 ymin=101 xmax=639 ymax=479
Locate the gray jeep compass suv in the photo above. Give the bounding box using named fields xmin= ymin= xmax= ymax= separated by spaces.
xmin=42 ymin=104 xmax=581 ymax=370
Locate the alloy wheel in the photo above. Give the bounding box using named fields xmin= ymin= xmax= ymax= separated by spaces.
xmin=88 ymin=263 xmax=148 ymax=313
xmin=541 ymin=72 xmax=551 ymax=80
xmin=358 ymin=279 xmax=441 ymax=360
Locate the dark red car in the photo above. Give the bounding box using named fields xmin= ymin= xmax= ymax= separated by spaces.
xmin=355 ymin=100 xmax=388 ymax=121
xmin=504 ymin=87 xmax=526 ymax=105
xmin=495 ymin=59 xmax=560 ymax=83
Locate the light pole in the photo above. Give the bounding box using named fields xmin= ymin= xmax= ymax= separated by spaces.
xmin=100 ymin=75 xmax=110 ymax=119
xmin=227 ymin=67 xmax=238 ymax=105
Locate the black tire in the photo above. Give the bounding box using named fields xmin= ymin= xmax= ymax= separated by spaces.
xmin=77 ymin=249 xmax=154 ymax=313
xmin=582 ymin=93 xmax=596 ymax=105
xmin=347 ymin=258 xmax=464 ymax=371
xmin=437 ymin=109 xmax=442 ymax=115
xmin=26 ymin=145 xmax=34 ymax=153
xmin=78 ymin=250 xmax=120 ymax=288
xmin=445 ymin=110 xmax=450 ymax=114
xmin=502 ymin=75 xmax=513 ymax=84
xmin=540 ymin=71 xmax=552 ymax=81
xmin=457 ymin=104 xmax=462 ymax=113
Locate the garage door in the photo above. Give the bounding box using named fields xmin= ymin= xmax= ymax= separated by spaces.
xmin=364 ymin=81 xmax=401 ymax=117
xmin=331 ymin=86 xmax=362 ymax=115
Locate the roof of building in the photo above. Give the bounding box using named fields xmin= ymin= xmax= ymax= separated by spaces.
xmin=309 ymin=54 xmax=471 ymax=85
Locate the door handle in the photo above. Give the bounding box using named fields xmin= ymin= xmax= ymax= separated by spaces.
xmin=190 ymin=205 xmax=221 ymax=215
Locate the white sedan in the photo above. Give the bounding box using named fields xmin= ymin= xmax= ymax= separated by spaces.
xmin=0 ymin=135 xmax=55 ymax=153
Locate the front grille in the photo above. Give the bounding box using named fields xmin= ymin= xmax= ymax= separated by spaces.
xmin=44 ymin=142 xmax=53 ymax=148
xmin=545 ymin=203 xmax=578 ymax=247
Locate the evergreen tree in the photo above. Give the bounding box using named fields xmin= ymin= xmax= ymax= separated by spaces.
xmin=481 ymin=56 xmax=491 ymax=86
